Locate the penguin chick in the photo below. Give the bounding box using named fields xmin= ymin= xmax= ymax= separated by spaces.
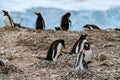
xmin=83 ymin=42 xmax=92 ymax=64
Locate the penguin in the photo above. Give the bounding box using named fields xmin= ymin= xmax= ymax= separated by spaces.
xmin=46 ymin=39 xmax=66 ymax=61
xmin=83 ymin=42 xmax=92 ymax=65
xmin=55 ymin=27 xmax=62 ymax=30
xmin=2 ymin=10 xmax=15 ymax=27
xmin=69 ymin=34 xmax=87 ymax=55
xmin=60 ymin=12 xmax=71 ymax=31
xmin=74 ymin=41 xmax=92 ymax=71
xmin=115 ymin=28 xmax=120 ymax=31
xmin=35 ymin=12 xmax=45 ymax=30
xmin=74 ymin=50 xmax=85 ymax=71
xmin=83 ymin=24 xmax=101 ymax=30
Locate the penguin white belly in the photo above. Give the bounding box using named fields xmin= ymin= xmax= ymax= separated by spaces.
xmin=75 ymin=45 xmax=79 ymax=54
xmin=75 ymin=52 xmax=84 ymax=71
xmin=4 ymin=16 xmax=11 ymax=26
xmin=53 ymin=43 xmax=62 ymax=61
xmin=80 ymin=40 xmax=87 ymax=52
xmin=84 ymin=49 xmax=92 ymax=62
xmin=89 ymin=26 xmax=94 ymax=30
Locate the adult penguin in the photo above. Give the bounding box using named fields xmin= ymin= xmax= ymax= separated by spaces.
xmin=2 ymin=10 xmax=15 ymax=27
xmin=83 ymin=24 xmax=101 ymax=30
xmin=60 ymin=12 xmax=71 ymax=31
xmin=46 ymin=39 xmax=66 ymax=61
xmin=74 ymin=41 xmax=92 ymax=71
xmin=35 ymin=12 xmax=45 ymax=30
xmin=69 ymin=34 xmax=87 ymax=55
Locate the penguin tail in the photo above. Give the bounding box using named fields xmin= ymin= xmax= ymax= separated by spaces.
xmin=36 ymin=56 xmax=46 ymax=60
xmin=36 ymin=56 xmax=53 ymax=61
xmin=69 ymin=52 xmax=75 ymax=55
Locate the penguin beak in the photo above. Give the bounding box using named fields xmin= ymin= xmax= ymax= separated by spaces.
xmin=34 ymin=12 xmax=37 ymax=15
xmin=35 ymin=12 xmax=40 ymax=15
xmin=1 ymin=10 xmax=4 ymax=12
xmin=1 ymin=10 xmax=7 ymax=12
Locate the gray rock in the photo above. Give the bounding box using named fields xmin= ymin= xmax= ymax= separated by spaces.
xmin=97 ymin=53 xmax=107 ymax=62
xmin=92 ymin=75 xmax=104 ymax=80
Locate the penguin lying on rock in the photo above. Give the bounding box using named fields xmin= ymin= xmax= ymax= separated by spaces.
xmin=55 ymin=27 xmax=62 ymax=30
xmin=83 ymin=24 xmax=101 ymax=30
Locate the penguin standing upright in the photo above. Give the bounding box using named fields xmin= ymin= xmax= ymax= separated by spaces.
xmin=74 ymin=36 xmax=92 ymax=71
xmin=69 ymin=34 xmax=87 ymax=55
xmin=60 ymin=12 xmax=71 ymax=31
xmin=46 ymin=39 xmax=66 ymax=61
xmin=2 ymin=10 xmax=15 ymax=27
xmin=35 ymin=12 xmax=45 ymax=30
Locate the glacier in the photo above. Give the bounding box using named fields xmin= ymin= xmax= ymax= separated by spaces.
xmin=0 ymin=7 xmax=120 ymax=31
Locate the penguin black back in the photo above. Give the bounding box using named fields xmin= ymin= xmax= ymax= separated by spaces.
xmin=69 ymin=34 xmax=87 ymax=54
xmin=60 ymin=12 xmax=71 ymax=31
xmin=35 ymin=12 xmax=45 ymax=30
xmin=46 ymin=39 xmax=65 ymax=61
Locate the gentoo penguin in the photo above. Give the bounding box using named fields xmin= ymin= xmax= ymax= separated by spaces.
xmin=60 ymin=12 xmax=71 ymax=31
xmin=46 ymin=39 xmax=66 ymax=61
xmin=35 ymin=12 xmax=45 ymax=30
xmin=69 ymin=34 xmax=87 ymax=55
xmin=74 ymin=40 xmax=92 ymax=71
xmin=115 ymin=28 xmax=120 ymax=31
xmin=2 ymin=10 xmax=15 ymax=27
xmin=55 ymin=27 xmax=62 ymax=30
xmin=83 ymin=24 xmax=101 ymax=30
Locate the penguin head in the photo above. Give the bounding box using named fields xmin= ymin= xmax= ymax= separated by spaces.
xmin=84 ymin=42 xmax=90 ymax=50
xmin=79 ymin=33 xmax=87 ymax=40
xmin=2 ymin=10 xmax=8 ymax=16
xmin=64 ymin=12 xmax=71 ymax=18
xmin=83 ymin=24 xmax=91 ymax=29
xmin=35 ymin=12 xmax=41 ymax=16
xmin=66 ymin=12 xmax=71 ymax=17
xmin=57 ymin=39 xmax=66 ymax=48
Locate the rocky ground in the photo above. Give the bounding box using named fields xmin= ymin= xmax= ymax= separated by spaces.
xmin=0 ymin=27 xmax=120 ymax=80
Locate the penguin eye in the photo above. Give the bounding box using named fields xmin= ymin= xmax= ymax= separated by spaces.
xmin=84 ymin=42 xmax=90 ymax=50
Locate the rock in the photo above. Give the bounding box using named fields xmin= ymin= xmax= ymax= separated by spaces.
xmin=97 ymin=53 xmax=107 ymax=62
xmin=99 ymin=60 xmax=114 ymax=67
xmin=92 ymin=75 xmax=104 ymax=80
xmin=103 ymin=44 xmax=115 ymax=48
xmin=0 ymin=27 xmax=119 ymax=80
